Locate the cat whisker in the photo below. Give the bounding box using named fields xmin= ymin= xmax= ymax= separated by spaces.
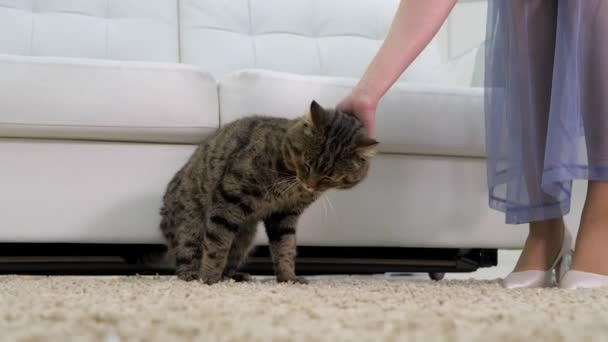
xmin=266 ymin=176 xmax=297 ymax=192
xmin=278 ymin=178 xmax=298 ymax=193
xmin=284 ymin=180 xmax=300 ymax=194
xmin=266 ymin=176 xmax=293 ymax=187
xmin=262 ymin=168 xmax=293 ymax=177
xmin=267 ymin=180 xmax=288 ymax=191
xmin=321 ymin=194 xmax=328 ymax=223
xmin=275 ymin=182 xmax=292 ymax=195
xmin=278 ymin=178 xmax=301 ymax=196
xmin=272 ymin=183 xmax=288 ymax=195
xmin=271 ymin=177 xmax=293 ymax=194
xmin=324 ymin=193 xmax=338 ymax=224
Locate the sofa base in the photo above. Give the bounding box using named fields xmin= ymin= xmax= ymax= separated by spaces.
xmin=0 ymin=243 xmax=497 ymax=277
xmin=0 ymin=139 xmax=532 ymax=248
xmin=244 ymin=246 xmax=497 ymax=276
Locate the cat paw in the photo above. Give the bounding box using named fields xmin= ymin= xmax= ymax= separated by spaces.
xmin=201 ymin=274 xmax=223 ymax=285
xmin=225 ymin=272 xmax=252 ymax=282
xmin=176 ymin=271 xmax=200 ymax=282
xmin=278 ymin=276 xmax=308 ymax=284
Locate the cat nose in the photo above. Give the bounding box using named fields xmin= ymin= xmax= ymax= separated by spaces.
xmin=307 ymin=179 xmax=319 ymax=190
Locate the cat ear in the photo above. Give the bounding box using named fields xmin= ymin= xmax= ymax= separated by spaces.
xmin=356 ymin=136 xmax=379 ymax=158
xmin=309 ymin=100 xmax=327 ymax=128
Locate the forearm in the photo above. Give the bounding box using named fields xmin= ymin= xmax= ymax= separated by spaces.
xmin=353 ymin=0 xmax=456 ymax=104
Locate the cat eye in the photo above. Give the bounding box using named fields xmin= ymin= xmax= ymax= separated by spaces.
xmin=342 ymin=177 xmax=356 ymax=186
xmin=328 ymin=175 xmax=346 ymax=184
xmin=302 ymin=162 xmax=312 ymax=173
xmin=320 ymin=176 xmax=339 ymax=185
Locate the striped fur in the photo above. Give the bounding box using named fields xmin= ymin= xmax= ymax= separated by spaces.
xmin=160 ymin=101 xmax=377 ymax=284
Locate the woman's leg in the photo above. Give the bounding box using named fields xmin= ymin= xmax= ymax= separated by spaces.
xmin=571 ymin=182 xmax=608 ymax=274
xmin=570 ymin=1 xmax=608 ymax=275
xmin=506 ymin=0 xmax=564 ymax=273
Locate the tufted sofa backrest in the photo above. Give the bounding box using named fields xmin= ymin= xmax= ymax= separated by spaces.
xmin=0 ymin=0 xmax=179 ymax=62
xmin=179 ymin=0 xmax=451 ymax=83
xmin=0 ymin=0 xmax=486 ymax=85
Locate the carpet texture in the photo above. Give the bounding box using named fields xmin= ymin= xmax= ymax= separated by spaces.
xmin=1 ymin=275 xmax=607 ymax=342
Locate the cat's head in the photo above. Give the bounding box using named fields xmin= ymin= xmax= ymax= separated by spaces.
xmin=283 ymin=100 xmax=378 ymax=193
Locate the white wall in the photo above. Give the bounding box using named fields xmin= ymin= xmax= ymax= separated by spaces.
xmin=436 ymin=0 xmax=487 ymax=62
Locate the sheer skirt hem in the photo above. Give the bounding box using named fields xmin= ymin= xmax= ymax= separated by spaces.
xmin=489 ymin=163 xmax=608 ymax=224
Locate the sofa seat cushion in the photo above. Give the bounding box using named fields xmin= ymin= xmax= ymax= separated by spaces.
xmin=0 ymin=54 xmax=219 ymax=143
xmin=219 ymin=69 xmax=485 ymax=158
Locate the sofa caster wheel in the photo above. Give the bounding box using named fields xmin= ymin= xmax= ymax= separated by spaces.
xmin=429 ymin=272 xmax=445 ymax=281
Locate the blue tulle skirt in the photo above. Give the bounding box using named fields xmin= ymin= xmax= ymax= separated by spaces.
xmin=485 ymin=0 xmax=608 ymax=224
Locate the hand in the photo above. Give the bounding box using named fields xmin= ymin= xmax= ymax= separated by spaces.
xmin=336 ymin=90 xmax=377 ymax=137
xmin=335 ymin=0 xmax=456 ymax=138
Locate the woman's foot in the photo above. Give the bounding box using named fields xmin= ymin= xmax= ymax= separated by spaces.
xmin=570 ymin=221 xmax=608 ymax=276
xmin=503 ymin=218 xmax=568 ymax=288
xmin=560 ymin=271 xmax=608 ymax=289
xmin=513 ymin=218 xmax=565 ymax=272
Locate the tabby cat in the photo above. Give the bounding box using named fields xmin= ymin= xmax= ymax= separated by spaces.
xmin=160 ymin=101 xmax=378 ymax=284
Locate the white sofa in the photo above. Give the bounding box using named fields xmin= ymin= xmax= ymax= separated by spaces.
xmin=0 ymin=0 xmax=586 ymax=257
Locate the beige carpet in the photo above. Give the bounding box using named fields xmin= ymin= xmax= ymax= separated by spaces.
xmin=1 ymin=275 xmax=607 ymax=342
